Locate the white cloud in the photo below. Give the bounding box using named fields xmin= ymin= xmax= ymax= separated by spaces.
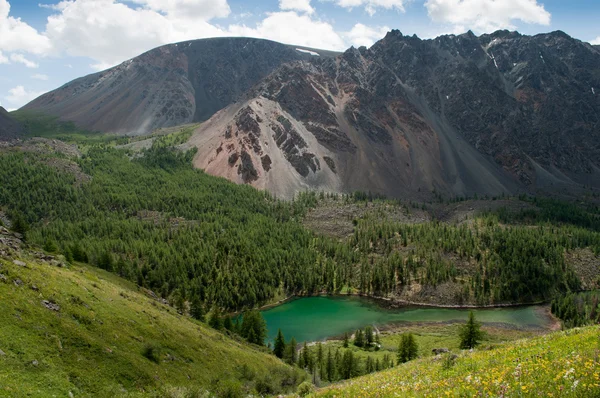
xmin=32 ymin=74 xmax=49 ymax=81
xmin=424 ymin=0 xmax=551 ymax=33
xmin=335 ymin=0 xmax=406 ymax=16
xmin=591 ymin=37 xmax=600 ymax=45
xmin=279 ymin=0 xmax=314 ymax=14
xmin=0 ymin=0 xmax=52 ymax=55
xmin=4 ymin=85 xmax=44 ymax=108
xmin=9 ymin=53 xmax=38 ymax=68
xmin=229 ymin=11 xmax=346 ymax=51
xmin=45 ymin=0 xmax=228 ymax=69
xmin=128 ymin=0 xmax=231 ymax=20
xmin=344 ymin=23 xmax=389 ymax=47
xmin=0 ymin=50 xmax=8 ymax=64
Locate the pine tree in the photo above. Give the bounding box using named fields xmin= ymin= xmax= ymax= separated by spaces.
xmin=285 ymin=337 xmax=298 ymax=365
xmin=10 ymin=211 xmax=28 ymax=238
xmin=189 ymin=296 xmax=205 ymax=321
xmin=326 ymin=347 xmax=335 ymax=381
xmin=397 ymin=333 xmax=418 ymax=363
xmin=273 ymin=329 xmax=286 ymax=358
xmin=317 ymin=342 xmax=325 ymax=380
xmin=460 ymin=311 xmax=483 ymax=349
xmin=354 ymin=329 xmax=364 ymax=348
xmin=223 ymin=316 xmax=233 ymax=331
xmin=343 ymin=332 xmax=349 ymax=348
xmin=208 ymin=307 xmax=223 ymax=330
xmin=364 ymin=325 xmax=374 ymax=347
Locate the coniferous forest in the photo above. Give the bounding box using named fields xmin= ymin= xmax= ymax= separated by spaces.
xmin=1 ymin=138 xmax=599 ymax=313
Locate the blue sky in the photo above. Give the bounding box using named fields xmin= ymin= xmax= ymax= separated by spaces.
xmin=1 ymin=0 xmax=599 ymax=110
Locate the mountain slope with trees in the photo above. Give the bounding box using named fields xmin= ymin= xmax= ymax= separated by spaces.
xmin=0 ymin=234 xmax=305 ymax=397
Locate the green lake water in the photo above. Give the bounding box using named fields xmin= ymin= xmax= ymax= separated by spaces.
xmin=262 ymin=296 xmax=550 ymax=343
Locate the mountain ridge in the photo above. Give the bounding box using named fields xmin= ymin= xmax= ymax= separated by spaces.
xmin=21 ymin=30 xmax=600 ymax=200
xmin=187 ymin=29 xmax=600 ymax=199
xmin=22 ymin=37 xmax=339 ymax=135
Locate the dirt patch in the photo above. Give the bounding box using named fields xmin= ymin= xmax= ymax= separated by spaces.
xmin=42 ymin=158 xmax=91 ymax=187
xmin=303 ymin=199 xmax=430 ymax=239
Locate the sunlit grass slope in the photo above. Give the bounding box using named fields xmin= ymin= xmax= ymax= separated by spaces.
xmin=0 ymin=256 xmax=304 ymax=397
xmin=314 ymin=326 xmax=599 ymax=397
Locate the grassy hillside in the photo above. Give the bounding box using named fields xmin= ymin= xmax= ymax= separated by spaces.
xmin=0 ymin=249 xmax=305 ymax=397
xmin=313 ymin=326 xmax=600 ymax=397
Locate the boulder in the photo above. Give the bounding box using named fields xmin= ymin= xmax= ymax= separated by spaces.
xmin=42 ymin=300 xmax=60 ymax=311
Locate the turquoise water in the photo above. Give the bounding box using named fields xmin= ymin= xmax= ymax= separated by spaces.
xmin=261 ymin=296 xmax=550 ymax=343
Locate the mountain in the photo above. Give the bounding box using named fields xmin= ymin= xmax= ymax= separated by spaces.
xmin=188 ymin=30 xmax=600 ymax=199
xmin=0 ymin=107 xmax=24 ymax=141
xmin=22 ymin=38 xmax=338 ymax=135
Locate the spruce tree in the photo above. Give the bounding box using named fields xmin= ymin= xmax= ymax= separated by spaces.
xmin=343 ymin=332 xmax=349 ymax=348
xmin=460 ymin=311 xmax=483 ymax=349
xmin=223 ymin=316 xmax=233 ymax=331
xmin=189 ymin=296 xmax=205 ymax=321
xmin=285 ymin=337 xmax=298 ymax=365
xmin=354 ymin=329 xmax=365 ymax=348
xmin=397 ymin=333 xmax=418 ymax=363
xmin=273 ymin=329 xmax=286 ymax=358
xmin=326 ymin=348 xmax=335 ymax=381
xmin=208 ymin=307 xmax=223 ymax=330
xmin=365 ymin=326 xmax=374 ymax=347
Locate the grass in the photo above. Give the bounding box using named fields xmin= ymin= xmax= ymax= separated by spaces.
xmin=0 ymin=255 xmax=305 ymax=397
xmin=312 ymin=326 xmax=600 ymax=397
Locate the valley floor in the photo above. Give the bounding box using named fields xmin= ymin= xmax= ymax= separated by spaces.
xmin=312 ymin=326 xmax=600 ymax=397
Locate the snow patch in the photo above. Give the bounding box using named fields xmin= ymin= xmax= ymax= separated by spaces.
xmin=296 ymin=48 xmax=320 ymax=56
xmin=593 ymin=87 xmax=596 ymax=95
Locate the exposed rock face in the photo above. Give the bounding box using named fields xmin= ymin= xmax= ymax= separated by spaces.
xmin=0 ymin=107 xmax=24 ymax=141
xmin=22 ymin=38 xmax=338 ymax=135
xmin=189 ymin=30 xmax=600 ymax=199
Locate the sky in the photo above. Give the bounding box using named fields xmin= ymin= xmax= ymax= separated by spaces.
xmin=0 ymin=0 xmax=599 ymax=111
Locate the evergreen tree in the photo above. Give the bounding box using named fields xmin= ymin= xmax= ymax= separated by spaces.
xmin=364 ymin=326 xmax=374 ymax=347
xmin=325 ymin=348 xmax=335 ymax=381
xmin=240 ymin=310 xmax=267 ymax=346
xmin=273 ymin=329 xmax=286 ymax=359
xmin=397 ymin=333 xmax=418 ymax=363
xmin=460 ymin=311 xmax=483 ymax=349
xmin=208 ymin=307 xmax=223 ymax=330
xmin=343 ymin=332 xmax=349 ymax=348
xmin=285 ymin=337 xmax=298 ymax=365
xmin=341 ymin=350 xmax=354 ymax=379
xmin=43 ymin=239 xmax=58 ymax=253
xmin=317 ymin=342 xmax=325 ymax=380
xmin=10 ymin=211 xmax=28 ymax=238
xmin=223 ymin=316 xmax=233 ymax=331
xmin=189 ymin=296 xmax=205 ymax=321
xmin=354 ymin=329 xmax=365 ymax=348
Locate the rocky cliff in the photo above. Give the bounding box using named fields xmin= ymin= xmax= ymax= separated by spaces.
xmin=188 ymin=30 xmax=600 ymax=199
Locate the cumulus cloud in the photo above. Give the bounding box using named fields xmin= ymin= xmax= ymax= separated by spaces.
xmin=591 ymin=37 xmax=600 ymax=45
xmin=0 ymin=51 xmax=8 ymax=64
xmin=0 ymin=0 xmax=52 ymax=56
xmin=32 ymin=74 xmax=49 ymax=81
xmin=128 ymin=0 xmax=231 ymax=20
xmin=344 ymin=23 xmax=389 ymax=47
xmin=229 ymin=11 xmax=346 ymax=50
xmin=9 ymin=53 xmax=38 ymax=68
xmin=425 ymin=0 xmax=551 ymax=32
xmin=279 ymin=0 xmax=315 ymax=14
xmin=44 ymin=0 xmax=227 ymax=70
xmin=335 ymin=0 xmax=406 ymax=16
xmin=4 ymin=85 xmax=44 ymax=107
